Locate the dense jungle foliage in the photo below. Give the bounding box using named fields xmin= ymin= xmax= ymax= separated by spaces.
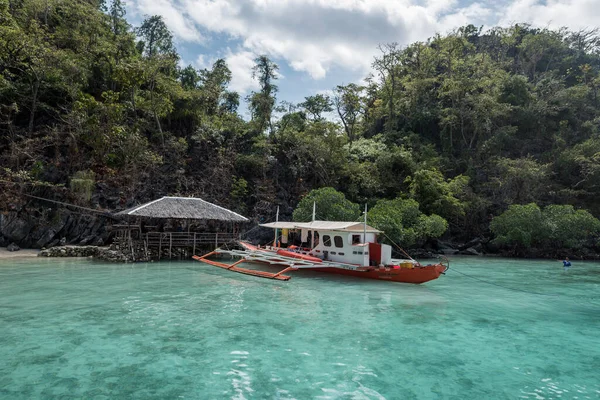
xmin=1 ymin=0 xmax=600 ymax=254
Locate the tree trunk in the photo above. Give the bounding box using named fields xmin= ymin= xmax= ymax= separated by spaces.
xmin=131 ymin=87 xmax=136 ymax=111
xmin=150 ymin=80 xmax=164 ymax=147
xmin=154 ymin=111 xmax=163 ymax=143
xmin=28 ymin=78 xmax=40 ymax=135
xmin=44 ymin=0 xmax=49 ymax=25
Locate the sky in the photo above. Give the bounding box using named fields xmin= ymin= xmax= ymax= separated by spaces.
xmin=125 ymin=0 xmax=600 ymax=114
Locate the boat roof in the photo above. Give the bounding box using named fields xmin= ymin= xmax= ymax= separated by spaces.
xmin=260 ymin=220 xmax=381 ymax=233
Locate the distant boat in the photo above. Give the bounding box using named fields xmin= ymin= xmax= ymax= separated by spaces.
xmin=194 ymin=205 xmax=448 ymax=284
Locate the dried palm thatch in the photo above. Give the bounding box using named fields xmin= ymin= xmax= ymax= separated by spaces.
xmin=117 ymin=197 xmax=248 ymax=222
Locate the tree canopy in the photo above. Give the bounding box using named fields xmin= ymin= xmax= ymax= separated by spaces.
xmin=1 ymin=3 xmax=599 ymax=255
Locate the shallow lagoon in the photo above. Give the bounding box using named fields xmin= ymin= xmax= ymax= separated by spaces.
xmin=0 ymin=256 xmax=599 ymax=399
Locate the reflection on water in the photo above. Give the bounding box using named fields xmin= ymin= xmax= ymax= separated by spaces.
xmin=0 ymin=257 xmax=599 ymax=399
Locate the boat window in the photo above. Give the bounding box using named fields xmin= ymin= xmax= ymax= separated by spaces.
xmin=352 ymin=234 xmax=361 ymax=244
xmin=323 ymin=235 xmax=331 ymax=247
xmin=334 ymin=236 xmax=344 ymax=248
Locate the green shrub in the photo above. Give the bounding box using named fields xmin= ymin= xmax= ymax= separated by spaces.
xmin=491 ymin=203 xmax=600 ymax=250
xmin=70 ymin=170 xmax=95 ymax=203
xmin=368 ymin=198 xmax=448 ymax=247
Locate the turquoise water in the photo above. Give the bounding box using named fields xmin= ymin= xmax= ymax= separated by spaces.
xmin=1 ymin=257 xmax=599 ymax=399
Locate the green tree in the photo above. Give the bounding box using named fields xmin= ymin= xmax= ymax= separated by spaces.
xmin=542 ymin=205 xmax=600 ymax=249
xmin=487 ymin=157 xmax=550 ymax=205
xmin=407 ymin=168 xmax=469 ymax=220
xmin=201 ymin=59 xmax=232 ymax=115
xmin=372 ymin=42 xmax=402 ymax=130
xmin=136 ymin=15 xmax=176 ymax=58
xmin=292 ymin=187 xmax=360 ymax=222
xmin=248 ymin=55 xmax=278 ymax=134
xmin=491 ymin=203 xmax=600 ymax=250
xmin=490 ymin=203 xmax=544 ymax=248
xmin=334 ymin=83 xmax=364 ymax=143
xmin=299 ymin=94 xmax=333 ymax=121
xmin=369 ymin=198 xmax=448 ymax=247
xmin=109 ymin=0 xmax=129 ymax=36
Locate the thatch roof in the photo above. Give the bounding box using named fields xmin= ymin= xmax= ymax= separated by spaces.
xmin=117 ymin=197 xmax=249 ymax=222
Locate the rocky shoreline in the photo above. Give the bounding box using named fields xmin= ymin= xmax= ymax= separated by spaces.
xmin=1 ymin=210 xmax=110 ymax=250
xmin=38 ymin=246 xmax=131 ymax=262
xmin=36 ymin=245 xmax=202 ymax=262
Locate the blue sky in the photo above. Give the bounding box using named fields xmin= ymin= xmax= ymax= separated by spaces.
xmin=125 ymin=0 xmax=599 ymax=114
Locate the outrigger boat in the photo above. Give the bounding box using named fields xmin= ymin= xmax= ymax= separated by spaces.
xmin=193 ymin=205 xmax=449 ymax=284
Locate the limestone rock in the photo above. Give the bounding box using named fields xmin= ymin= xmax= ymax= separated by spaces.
xmin=439 ymin=248 xmax=458 ymax=255
xmin=1 ymin=216 xmax=33 ymax=242
xmin=7 ymin=242 xmax=21 ymax=252
xmin=36 ymin=229 xmax=58 ymax=249
xmin=36 ymin=245 xmax=130 ymax=262
xmin=458 ymin=247 xmax=481 ymax=256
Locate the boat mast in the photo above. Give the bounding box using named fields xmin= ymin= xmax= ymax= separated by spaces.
xmin=273 ymin=205 xmax=279 ymax=247
xmin=363 ymin=203 xmax=367 ymax=243
xmin=311 ymin=201 xmax=316 ymax=249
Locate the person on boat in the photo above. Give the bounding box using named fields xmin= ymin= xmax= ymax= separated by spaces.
xmin=562 ymin=257 xmax=572 ymax=271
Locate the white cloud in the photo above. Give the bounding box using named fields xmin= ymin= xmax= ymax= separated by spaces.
xmin=225 ymin=49 xmax=261 ymax=94
xmin=499 ymin=0 xmax=600 ymax=30
xmin=131 ymin=0 xmax=204 ymax=42
xmin=134 ymin=0 xmax=462 ymax=82
xmin=128 ymin=0 xmax=599 ymax=94
xmin=194 ymin=54 xmax=212 ymax=70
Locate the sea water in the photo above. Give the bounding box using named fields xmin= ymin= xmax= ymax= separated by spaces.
xmin=0 ymin=256 xmax=599 ymax=399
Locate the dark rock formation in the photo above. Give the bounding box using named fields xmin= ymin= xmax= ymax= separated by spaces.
xmin=0 ymin=210 xmax=110 ymax=250
xmin=7 ymin=242 xmax=20 ymax=251
xmin=1 ymin=215 xmax=32 ymax=243
xmin=408 ymin=249 xmax=436 ymax=259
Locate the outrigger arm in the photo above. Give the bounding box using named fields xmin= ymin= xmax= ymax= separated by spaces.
xmin=193 ymin=251 xmax=298 ymax=281
xmin=193 ymin=245 xmax=371 ymax=281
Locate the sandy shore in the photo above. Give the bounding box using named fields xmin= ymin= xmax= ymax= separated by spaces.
xmin=0 ymin=247 xmax=40 ymax=259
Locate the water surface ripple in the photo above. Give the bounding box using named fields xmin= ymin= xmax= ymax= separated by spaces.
xmin=1 ymin=257 xmax=599 ymax=399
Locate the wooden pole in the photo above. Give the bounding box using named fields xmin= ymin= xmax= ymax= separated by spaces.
xmin=129 ymin=229 xmax=135 ymax=261
xmin=215 ymin=232 xmax=218 ymax=249
xmin=193 ymin=232 xmax=196 ymax=256
xmin=273 ymin=205 xmax=279 ymax=247
xmin=159 ymin=234 xmax=162 ymax=260
xmin=145 ymin=233 xmax=149 ymax=260
xmin=169 ymin=232 xmax=172 ymax=259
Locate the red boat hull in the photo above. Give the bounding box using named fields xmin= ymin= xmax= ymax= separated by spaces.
xmin=308 ymin=265 xmax=446 ymax=284
xmin=276 ymin=249 xmax=322 ymax=263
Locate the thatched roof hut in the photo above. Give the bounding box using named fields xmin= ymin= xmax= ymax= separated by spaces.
xmin=116 ymin=197 xmax=248 ymax=222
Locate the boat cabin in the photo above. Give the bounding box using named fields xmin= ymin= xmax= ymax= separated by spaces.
xmin=260 ymin=221 xmax=394 ymax=267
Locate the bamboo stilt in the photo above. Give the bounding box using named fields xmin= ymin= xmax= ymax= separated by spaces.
xmin=159 ymin=234 xmax=162 ymax=260
xmin=193 ymin=232 xmax=196 ymax=256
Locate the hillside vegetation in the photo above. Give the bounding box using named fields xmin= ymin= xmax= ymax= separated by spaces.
xmin=1 ymin=0 xmax=599 ymax=256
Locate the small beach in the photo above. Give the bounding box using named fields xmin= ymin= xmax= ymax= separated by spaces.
xmin=0 ymin=247 xmax=39 ymax=259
